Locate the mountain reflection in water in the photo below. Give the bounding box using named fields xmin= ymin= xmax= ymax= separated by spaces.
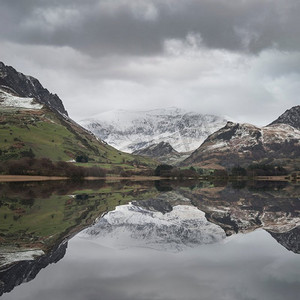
xmin=0 ymin=180 xmax=299 ymax=299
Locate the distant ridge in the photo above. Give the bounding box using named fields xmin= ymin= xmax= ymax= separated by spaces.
xmin=80 ymin=108 xmax=228 ymax=153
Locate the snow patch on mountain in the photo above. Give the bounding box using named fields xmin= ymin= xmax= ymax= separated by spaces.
xmin=78 ymin=203 xmax=226 ymax=252
xmin=79 ymin=107 xmax=228 ymax=153
xmin=0 ymin=249 xmax=45 ymax=268
xmin=0 ymin=88 xmax=43 ymax=110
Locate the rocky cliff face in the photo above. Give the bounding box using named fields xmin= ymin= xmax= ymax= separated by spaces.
xmin=0 ymin=62 xmax=68 ymax=115
xmin=270 ymin=105 xmax=300 ymax=130
xmin=181 ymin=120 xmax=300 ymax=169
xmin=79 ymin=108 xmax=227 ymax=153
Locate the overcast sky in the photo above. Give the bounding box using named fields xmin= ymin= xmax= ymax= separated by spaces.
xmin=0 ymin=0 xmax=299 ymax=125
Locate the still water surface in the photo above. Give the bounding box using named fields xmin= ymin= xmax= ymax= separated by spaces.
xmin=0 ymin=180 xmax=299 ymax=300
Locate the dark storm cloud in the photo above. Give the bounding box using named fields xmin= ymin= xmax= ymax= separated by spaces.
xmin=1 ymin=0 xmax=300 ymax=56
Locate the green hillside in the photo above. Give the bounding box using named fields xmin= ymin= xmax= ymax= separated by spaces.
xmin=0 ymin=95 xmax=155 ymax=169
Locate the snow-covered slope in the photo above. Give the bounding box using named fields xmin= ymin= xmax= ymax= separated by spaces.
xmin=0 ymin=88 xmax=43 ymax=110
xmin=79 ymin=108 xmax=227 ymax=153
xmin=79 ymin=203 xmax=226 ymax=252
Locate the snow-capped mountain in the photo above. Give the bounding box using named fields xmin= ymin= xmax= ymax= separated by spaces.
xmin=79 ymin=108 xmax=228 ymax=153
xmin=79 ymin=203 xmax=226 ymax=252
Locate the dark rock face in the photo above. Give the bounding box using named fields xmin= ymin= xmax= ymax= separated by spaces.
xmin=133 ymin=141 xmax=188 ymax=165
xmin=0 ymin=242 xmax=68 ymax=297
xmin=270 ymin=105 xmax=300 ymax=130
xmin=133 ymin=142 xmax=179 ymax=157
xmin=269 ymin=226 xmax=300 ymax=254
xmin=0 ymin=61 xmax=68 ymax=115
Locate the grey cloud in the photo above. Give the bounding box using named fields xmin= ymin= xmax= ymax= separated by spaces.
xmin=1 ymin=0 xmax=300 ymax=56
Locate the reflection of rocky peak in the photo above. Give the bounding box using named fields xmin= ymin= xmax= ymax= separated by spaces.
xmin=0 ymin=61 xmax=68 ymax=115
xmin=0 ymin=241 xmax=67 ymax=297
xmin=268 ymin=226 xmax=300 ymax=254
xmin=79 ymin=204 xmax=226 ymax=252
xmin=177 ymin=185 xmax=300 ymax=252
xmin=132 ymin=198 xmax=173 ymax=214
xmin=131 ymin=191 xmax=191 ymax=214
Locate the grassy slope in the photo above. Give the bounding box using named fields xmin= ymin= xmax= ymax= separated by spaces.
xmin=0 ymin=106 xmax=155 ymax=168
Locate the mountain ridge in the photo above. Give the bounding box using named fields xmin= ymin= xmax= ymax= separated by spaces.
xmin=181 ymin=118 xmax=300 ymax=170
xmin=79 ymin=108 xmax=228 ymax=153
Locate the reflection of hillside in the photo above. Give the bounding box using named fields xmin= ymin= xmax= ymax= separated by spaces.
xmin=0 ymin=242 xmax=67 ymax=297
xmin=269 ymin=226 xmax=300 ymax=254
xmin=0 ymin=181 xmax=299 ymax=297
xmin=177 ymin=183 xmax=300 ymax=238
xmin=0 ymin=181 xmax=159 ymax=263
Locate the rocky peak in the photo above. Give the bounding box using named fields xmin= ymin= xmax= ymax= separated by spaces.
xmin=181 ymin=117 xmax=300 ymax=169
xmin=133 ymin=141 xmax=189 ymax=165
xmin=133 ymin=141 xmax=179 ymax=157
xmin=0 ymin=62 xmax=68 ymax=115
xmin=269 ymin=105 xmax=300 ymax=130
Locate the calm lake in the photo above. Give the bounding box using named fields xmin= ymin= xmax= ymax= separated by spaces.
xmin=0 ymin=180 xmax=299 ymax=300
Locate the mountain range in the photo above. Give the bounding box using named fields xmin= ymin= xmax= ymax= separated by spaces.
xmin=80 ymin=104 xmax=300 ymax=170
xmin=0 ymin=61 xmax=299 ymax=172
xmin=79 ymin=108 xmax=228 ymax=153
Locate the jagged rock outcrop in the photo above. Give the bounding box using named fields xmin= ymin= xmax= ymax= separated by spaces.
xmin=0 ymin=61 xmax=68 ymax=115
xmin=79 ymin=108 xmax=227 ymax=153
xmin=270 ymin=105 xmax=300 ymax=130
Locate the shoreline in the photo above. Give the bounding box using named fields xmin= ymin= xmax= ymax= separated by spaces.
xmin=0 ymin=174 xmax=297 ymax=182
xmin=0 ymin=175 xmax=163 ymax=182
